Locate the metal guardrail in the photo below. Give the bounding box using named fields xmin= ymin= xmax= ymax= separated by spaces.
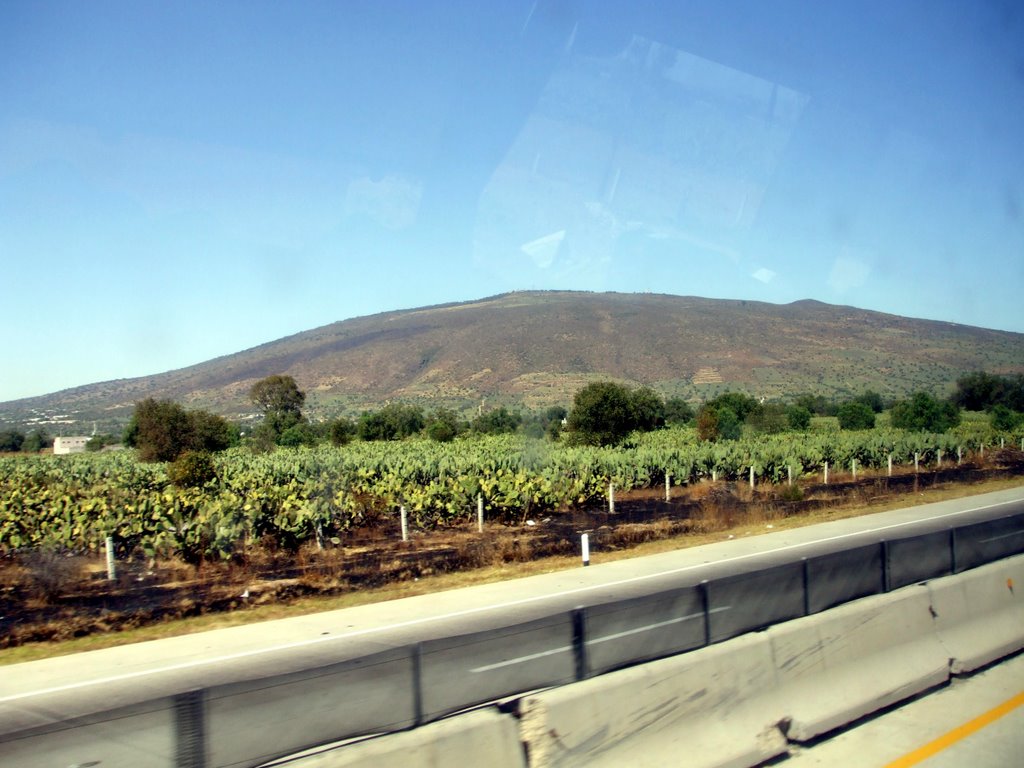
xmin=3 ymin=508 xmax=1024 ymax=768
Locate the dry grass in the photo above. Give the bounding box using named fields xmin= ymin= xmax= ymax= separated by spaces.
xmin=2 ymin=475 xmax=1021 ymax=667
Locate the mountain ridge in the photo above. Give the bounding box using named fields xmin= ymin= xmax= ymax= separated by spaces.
xmin=3 ymin=291 xmax=1022 ymax=432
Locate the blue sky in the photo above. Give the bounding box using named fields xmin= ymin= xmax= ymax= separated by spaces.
xmin=2 ymin=0 xmax=1022 ymax=402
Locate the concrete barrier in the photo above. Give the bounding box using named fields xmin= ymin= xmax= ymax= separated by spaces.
xmin=0 ymin=698 xmax=177 ymax=768
xmin=928 ymin=553 xmax=1024 ymax=674
xmin=805 ymin=542 xmax=884 ymax=613
xmin=232 ymin=557 xmax=1024 ymax=768
xmin=420 ymin=613 xmax=576 ymax=721
xmin=706 ymin=561 xmax=804 ymax=642
xmin=517 ymin=632 xmax=788 ymax=768
xmin=886 ymin=530 xmax=952 ymax=589
xmin=284 ymin=707 xmax=526 ymax=768
xmin=767 ymin=585 xmax=949 ymax=742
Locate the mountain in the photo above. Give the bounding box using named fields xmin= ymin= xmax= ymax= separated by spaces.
xmin=3 ymin=291 xmax=1023 ymax=432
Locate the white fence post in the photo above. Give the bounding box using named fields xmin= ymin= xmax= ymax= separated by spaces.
xmin=105 ymin=536 xmax=116 ymax=581
xmin=400 ymin=505 xmax=408 ymax=542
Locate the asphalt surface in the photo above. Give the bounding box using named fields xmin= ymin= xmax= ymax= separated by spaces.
xmin=5 ymin=485 xmax=1024 ymax=709
xmin=784 ymin=650 xmax=1024 ymax=767
xmin=2 ymin=483 xmax=1023 ymax=768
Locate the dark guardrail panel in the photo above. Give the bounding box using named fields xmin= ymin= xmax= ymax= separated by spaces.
xmin=886 ymin=529 xmax=953 ymax=589
xmin=205 ymin=646 xmax=416 ymax=768
xmin=418 ymin=612 xmax=575 ymax=722
xmin=705 ymin=560 xmax=805 ymax=644
xmin=953 ymin=512 xmax=1024 ymax=572
xmin=806 ymin=542 xmax=884 ymax=614
xmin=584 ymin=586 xmax=705 ymax=677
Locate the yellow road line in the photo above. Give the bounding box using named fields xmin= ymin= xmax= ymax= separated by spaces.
xmin=884 ymin=690 xmax=1024 ymax=768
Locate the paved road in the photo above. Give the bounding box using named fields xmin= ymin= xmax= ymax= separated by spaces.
xmin=5 ymin=485 xmax=1024 ymax=703
xmin=784 ymin=651 xmax=1024 ymax=767
xmin=2 ymin=483 xmax=1022 ymax=768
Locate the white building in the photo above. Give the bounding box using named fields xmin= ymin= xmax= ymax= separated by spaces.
xmin=53 ymin=436 xmax=90 ymax=455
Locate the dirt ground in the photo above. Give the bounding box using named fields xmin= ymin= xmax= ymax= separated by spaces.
xmin=2 ymin=452 xmax=1023 ymax=649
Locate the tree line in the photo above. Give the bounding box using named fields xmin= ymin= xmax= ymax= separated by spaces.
xmin=6 ymin=370 xmax=1019 ymax=464
xmin=560 ymin=373 xmax=1021 ymax=446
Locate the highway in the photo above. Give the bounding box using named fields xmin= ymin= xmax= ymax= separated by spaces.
xmin=2 ymin=484 xmax=1023 ymax=767
xmin=785 ymin=651 xmax=1024 ymax=767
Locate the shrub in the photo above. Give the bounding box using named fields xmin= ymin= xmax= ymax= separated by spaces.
xmin=278 ymin=422 xmax=318 ymax=447
xmin=696 ymin=404 xmax=741 ymax=441
xmin=471 ymin=406 xmax=521 ymax=435
xmin=0 ymin=430 xmax=25 ymax=452
xmin=837 ymin=401 xmax=876 ymax=430
xmin=168 ymin=450 xmax=217 ymax=488
xmin=329 ymin=417 xmax=356 ymax=446
xmin=890 ymin=392 xmax=961 ymax=432
xmin=746 ymin=404 xmax=789 ymax=434
xmin=358 ymin=403 xmax=425 ymax=441
xmin=664 ymin=397 xmax=695 ymax=426
xmin=786 ymin=405 xmax=812 ymax=431
xmin=566 ymin=382 xmax=642 ymax=446
xmin=990 ymin=405 xmax=1022 ymax=432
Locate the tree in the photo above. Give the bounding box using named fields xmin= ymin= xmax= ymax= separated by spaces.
xmin=706 ymin=392 xmax=759 ymax=421
xmin=519 ymin=405 xmax=568 ymax=440
xmin=715 ymin=406 xmax=741 ymax=440
xmin=357 ymin=403 xmax=425 ymax=441
xmin=249 ymin=374 xmax=305 ymax=417
xmin=746 ymin=403 xmax=789 ymax=434
xmin=664 ymin=397 xmax=695 ymax=426
xmin=425 ymin=408 xmax=462 ymax=442
xmin=989 ymin=405 xmax=1021 ymax=432
xmin=0 ymin=430 xmax=25 ymax=452
xmin=565 ymin=381 xmax=641 ymax=446
xmin=189 ymin=409 xmax=236 ymax=452
xmin=890 ymin=392 xmax=961 ymax=432
xmin=1005 ymin=375 xmax=1024 ymax=412
xmin=695 ymin=406 xmax=719 ymax=441
xmin=786 ymin=405 xmax=812 ymax=431
xmin=853 ymin=390 xmax=884 ymax=413
xmin=21 ymin=429 xmax=51 ymax=453
xmin=85 ymin=434 xmax=120 ymax=452
xmin=837 ymin=401 xmax=876 ymax=430
xmin=167 ymin=450 xmax=218 ymax=488
xmin=630 ymin=387 xmax=666 ymax=431
xmin=130 ymin=399 xmax=196 ymax=462
xmin=248 ymin=374 xmax=306 ymax=443
xmin=794 ymin=393 xmax=837 ymax=416
xmin=277 ymin=422 xmax=318 ymax=447
xmin=472 ymin=406 xmax=522 ymax=435
xmin=328 ymin=417 xmax=356 ymax=446
xmin=952 ymin=371 xmax=1006 ymax=411
xmin=127 ymin=398 xmax=236 ymax=462
xmin=695 ymin=404 xmax=740 ymax=441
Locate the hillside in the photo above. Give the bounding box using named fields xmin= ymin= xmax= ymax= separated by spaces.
xmin=3 ymin=291 xmax=1023 ymax=432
